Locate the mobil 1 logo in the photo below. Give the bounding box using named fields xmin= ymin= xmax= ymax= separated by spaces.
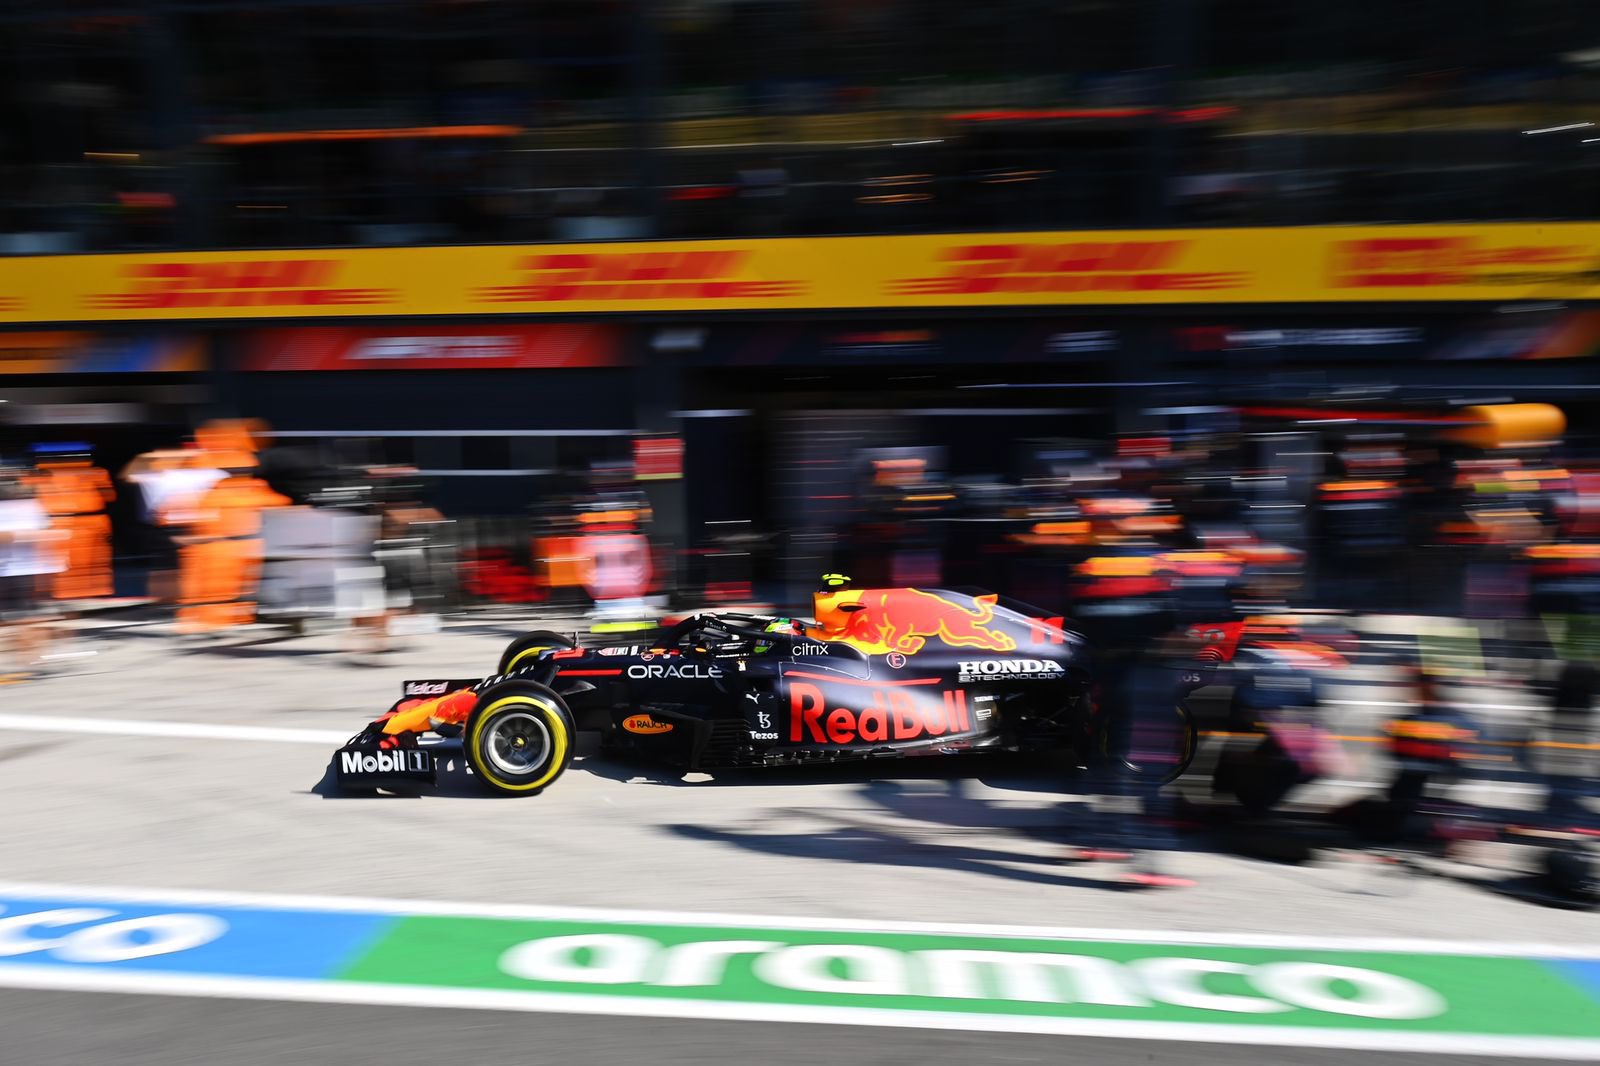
xmin=335 ymin=746 xmax=436 ymax=787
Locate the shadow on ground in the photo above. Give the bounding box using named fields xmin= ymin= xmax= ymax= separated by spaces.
xmin=662 ymin=773 xmax=1195 ymax=891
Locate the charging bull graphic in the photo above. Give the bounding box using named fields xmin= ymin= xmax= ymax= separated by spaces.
xmin=809 ymin=587 xmax=1018 ymax=656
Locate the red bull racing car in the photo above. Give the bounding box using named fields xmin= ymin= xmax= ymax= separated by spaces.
xmin=331 ymin=580 xmax=1197 ymax=796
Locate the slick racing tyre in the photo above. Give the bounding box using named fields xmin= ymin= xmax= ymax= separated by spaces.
xmin=497 ymin=631 xmax=577 ymax=675
xmin=464 ymin=681 xmax=576 ymax=796
xmin=1098 ymin=704 xmax=1199 ymax=785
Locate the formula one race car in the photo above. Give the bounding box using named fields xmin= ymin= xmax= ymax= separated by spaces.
xmin=331 ymin=581 xmax=1198 ymax=796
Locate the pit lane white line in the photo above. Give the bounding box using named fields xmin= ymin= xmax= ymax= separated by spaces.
xmin=0 ymin=714 xmax=1550 ymax=798
xmin=1 ymin=880 xmax=1596 ymax=958
xmin=0 ymin=713 xmax=349 ymax=746
xmin=1 ymin=966 xmax=1598 ymax=1061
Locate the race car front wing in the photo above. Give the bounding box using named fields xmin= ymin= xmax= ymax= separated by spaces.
xmin=332 ymin=742 xmax=437 ymax=790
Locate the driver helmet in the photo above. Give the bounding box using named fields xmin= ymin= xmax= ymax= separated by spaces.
xmin=753 ymin=616 xmax=801 ymax=653
xmin=812 ymin=573 xmax=861 ymax=639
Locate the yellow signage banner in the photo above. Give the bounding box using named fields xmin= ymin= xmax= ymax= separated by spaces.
xmin=2 ymin=224 xmax=1598 ymax=324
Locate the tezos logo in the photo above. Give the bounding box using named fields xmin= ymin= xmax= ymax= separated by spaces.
xmin=623 ymin=715 xmax=673 ymax=735
xmin=957 ymin=659 xmax=1065 ymax=682
xmin=340 ymin=749 xmax=430 ymax=774
xmin=749 ymin=732 xmax=778 ymax=742
xmin=627 ymin=663 xmax=722 ymax=680
xmin=756 ymin=711 xmax=773 ymax=730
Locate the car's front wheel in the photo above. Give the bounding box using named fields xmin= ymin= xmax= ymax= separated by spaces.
xmin=464 ymin=681 xmax=576 ymax=795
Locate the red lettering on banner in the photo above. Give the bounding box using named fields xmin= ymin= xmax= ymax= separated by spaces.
xmin=84 ymin=260 xmax=393 ymax=311
xmin=477 ymin=250 xmax=807 ymax=304
xmin=1328 ymin=237 xmax=1591 ymax=288
xmin=887 ymin=241 xmax=1247 ymax=297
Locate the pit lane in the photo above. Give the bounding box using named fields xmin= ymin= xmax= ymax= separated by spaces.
xmin=1 ymin=990 xmax=1581 ymax=1066
xmin=0 ymin=619 xmax=1595 ymax=1062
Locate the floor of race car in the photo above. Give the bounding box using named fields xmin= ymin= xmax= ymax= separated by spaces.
xmin=1 ymin=621 xmax=1595 ymax=1064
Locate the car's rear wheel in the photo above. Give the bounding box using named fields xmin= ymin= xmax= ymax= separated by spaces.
xmin=1098 ymin=703 xmax=1198 ymax=785
xmin=464 ymin=681 xmax=575 ymax=795
xmin=497 ymin=631 xmax=577 ymax=675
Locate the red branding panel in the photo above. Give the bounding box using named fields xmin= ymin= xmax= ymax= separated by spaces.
xmin=242 ymin=325 xmax=622 ymax=370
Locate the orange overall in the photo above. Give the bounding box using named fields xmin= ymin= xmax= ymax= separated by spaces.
xmin=27 ymin=461 xmax=115 ymax=599
xmin=176 ymin=475 xmax=290 ymax=632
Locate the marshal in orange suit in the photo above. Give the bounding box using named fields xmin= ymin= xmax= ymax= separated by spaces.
xmin=27 ymin=445 xmax=116 ymax=599
xmin=176 ymin=454 xmax=290 ymax=633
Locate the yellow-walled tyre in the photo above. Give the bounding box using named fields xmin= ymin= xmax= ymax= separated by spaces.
xmin=497 ymin=631 xmax=576 ymax=675
xmin=464 ymin=682 xmax=575 ymax=796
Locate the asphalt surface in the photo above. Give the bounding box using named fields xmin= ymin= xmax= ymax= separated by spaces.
xmin=1 ymin=612 xmax=1594 ymax=1064
xmin=1 ymin=989 xmax=1578 ymax=1066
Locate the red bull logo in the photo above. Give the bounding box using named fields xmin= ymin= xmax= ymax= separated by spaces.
xmin=810 ymin=588 xmax=1017 ymax=656
xmin=789 ymin=682 xmax=971 ymax=744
